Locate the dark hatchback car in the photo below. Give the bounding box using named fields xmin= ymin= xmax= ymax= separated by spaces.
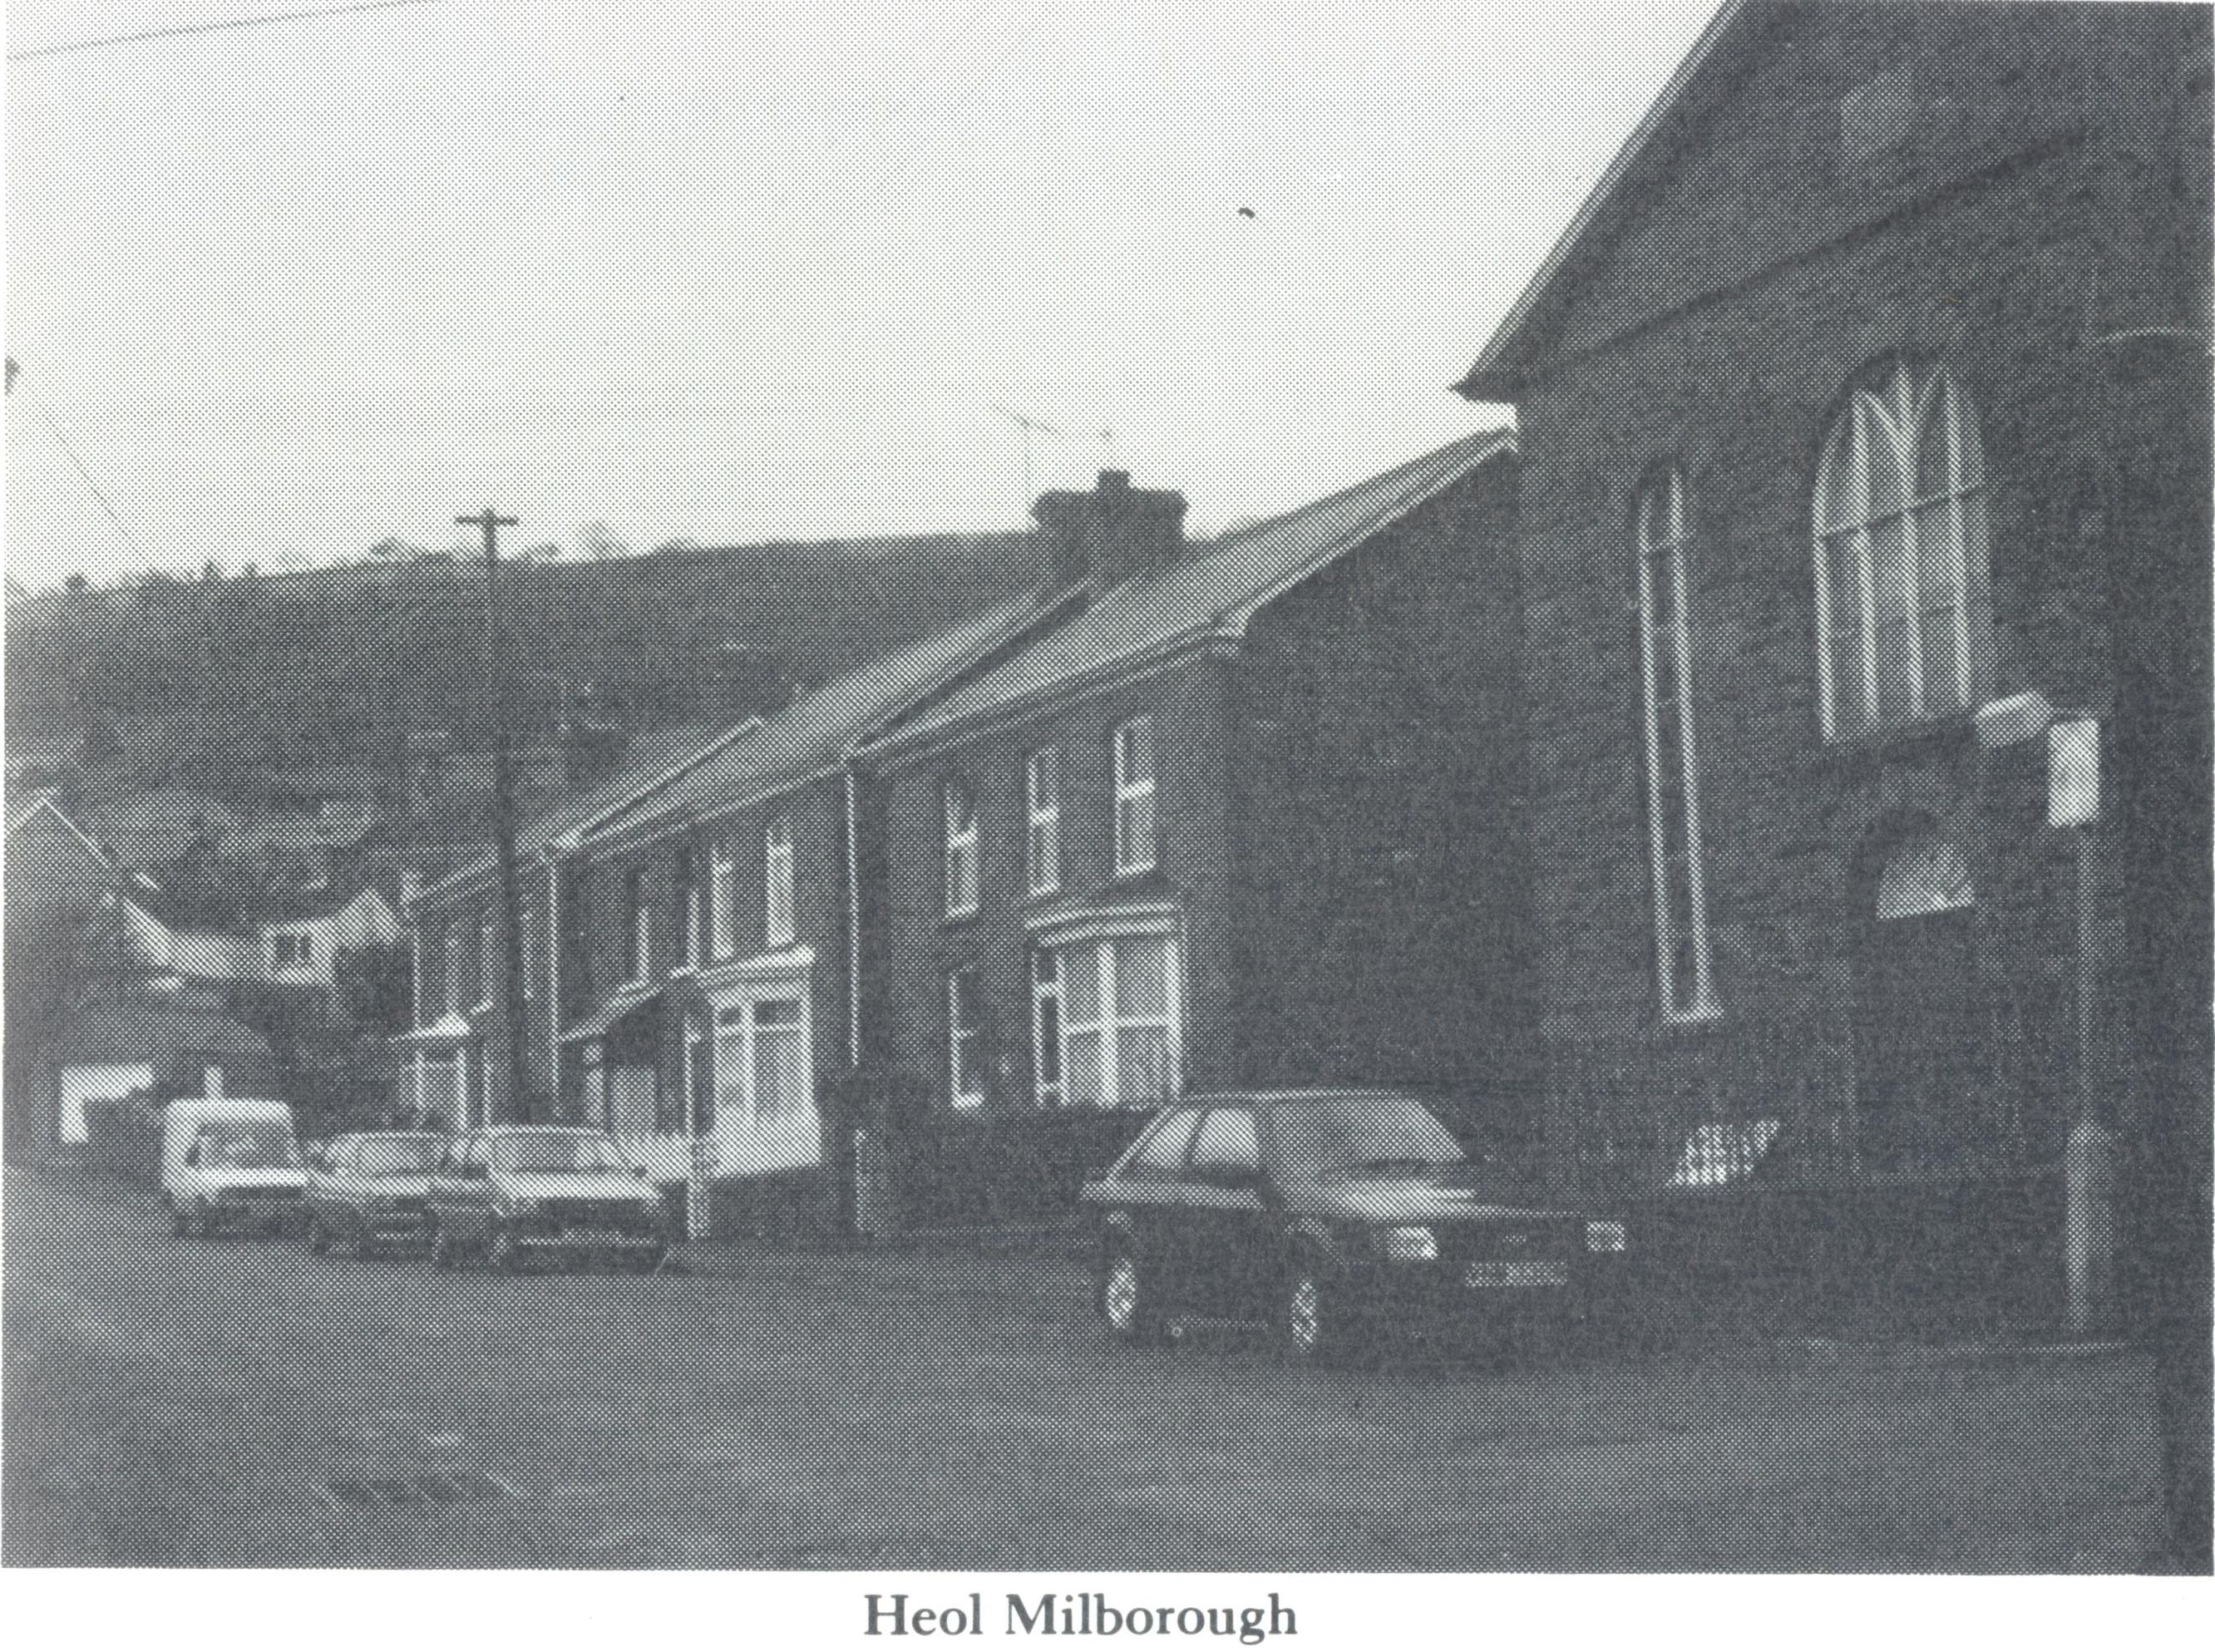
xmin=302 ymin=1131 xmax=444 ymax=1257
xmin=1078 ymin=1089 xmax=1626 ymax=1364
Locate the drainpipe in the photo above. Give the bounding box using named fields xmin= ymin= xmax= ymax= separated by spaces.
xmin=845 ymin=767 xmax=861 ymax=1067
xmin=545 ymin=859 xmax=562 ymax=1118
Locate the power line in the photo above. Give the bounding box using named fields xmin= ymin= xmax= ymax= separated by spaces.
xmin=7 ymin=0 xmax=436 ymax=64
xmin=15 ymin=385 xmax=143 ymax=557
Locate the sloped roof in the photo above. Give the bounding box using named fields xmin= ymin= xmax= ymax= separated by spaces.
xmin=415 ymin=722 xmax=760 ymax=907
xmin=59 ymin=999 xmax=274 ymax=1064
xmin=864 ymin=429 xmax=1517 ymax=757
xmin=73 ymin=790 xmax=240 ymax=871
xmin=1456 ymin=0 xmax=1755 ymax=401
xmin=581 ymin=588 xmax=1075 ymax=847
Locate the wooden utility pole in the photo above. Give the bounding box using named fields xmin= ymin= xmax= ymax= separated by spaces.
xmin=461 ymin=509 xmax=532 ymax=1124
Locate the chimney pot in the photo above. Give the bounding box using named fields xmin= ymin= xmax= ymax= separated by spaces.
xmin=1098 ymin=470 xmax=1131 ymax=491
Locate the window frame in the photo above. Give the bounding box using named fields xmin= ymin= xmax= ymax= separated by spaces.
xmin=949 ymin=966 xmax=984 ymax=1110
xmin=1025 ymin=746 xmax=1062 ymax=897
xmin=1811 ymin=357 xmax=1993 ymax=741
xmin=764 ymin=815 xmax=797 ymax=949
xmin=674 ymin=847 xmax=700 ymax=971
xmin=1112 ymin=716 xmax=1157 ymax=875
xmin=709 ymin=843 xmax=736 ymax=962
xmin=1038 ymin=925 xmax=1181 ymax=1112
xmin=1031 ymin=947 xmax=1063 ymax=1107
xmin=943 ymin=780 xmax=980 ymax=918
xmin=1633 ymin=465 xmax=1719 ymax=1024
xmin=623 ymin=869 xmax=649 ymax=984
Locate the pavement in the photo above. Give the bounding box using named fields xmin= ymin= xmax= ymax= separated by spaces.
xmin=2 ymin=1166 xmax=2172 ymax=1569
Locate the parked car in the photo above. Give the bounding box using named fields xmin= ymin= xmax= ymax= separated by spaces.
xmin=1078 ymin=1088 xmax=1627 ymax=1364
xmin=426 ymin=1127 xmax=671 ymax=1272
xmin=160 ymin=1097 xmax=308 ymax=1237
xmin=302 ymin=1131 xmax=445 ymax=1257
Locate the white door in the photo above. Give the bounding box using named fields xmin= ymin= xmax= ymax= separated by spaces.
xmin=58 ymin=1063 xmax=154 ymax=1145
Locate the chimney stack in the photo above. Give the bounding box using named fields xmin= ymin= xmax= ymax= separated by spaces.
xmin=1034 ymin=470 xmax=1186 ymax=589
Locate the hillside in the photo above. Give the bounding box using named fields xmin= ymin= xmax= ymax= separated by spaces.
xmin=5 ymin=532 xmax=1049 ymax=796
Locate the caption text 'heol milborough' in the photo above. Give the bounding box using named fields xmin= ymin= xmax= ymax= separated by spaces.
xmin=865 ymin=1593 xmax=1298 ymax=1645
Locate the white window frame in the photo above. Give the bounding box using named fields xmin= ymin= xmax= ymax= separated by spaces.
xmin=1025 ymin=747 xmax=1061 ymax=897
xmin=442 ymin=929 xmax=462 ymax=1018
xmin=1112 ymin=717 xmax=1157 ymax=875
xmin=1635 ymin=466 xmax=1719 ymax=1024
xmin=677 ymin=850 xmax=701 ymax=970
xmin=710 ymin=991 xmax=812 ymax=1131
xmin=949 ymin=967 xmax=984 ymax=1109
xmin=709 ymin=844 xmax=736 ymax=961
xmin=764 ymin=816 xmax=796 ymax=949
xmin=1031 ymin=948 xmax=1063 ymax=1107
xmin=1036 ymin=920 xmax=1181 ymax=1112
xmin=1812 ymin=358 xmax=1992 ymax=740
xmin=624 ymin=870 xmax=649 ymax=984
xmin=944 ymin=782 xmax=979 ymax=918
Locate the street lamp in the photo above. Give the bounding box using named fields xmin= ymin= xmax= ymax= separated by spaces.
xmin=1976 ymin=691 xmax=2114 ymax=1335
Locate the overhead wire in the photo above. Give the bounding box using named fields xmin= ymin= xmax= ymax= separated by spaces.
xmin=7 ymin=0 xmax=437 ymax=64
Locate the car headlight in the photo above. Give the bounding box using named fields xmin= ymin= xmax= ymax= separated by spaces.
xmin=1379 ymin=1225 xmax=1438 ymax=1263
xmin=1585 ymin=1220 xmax=1627 ymax=1254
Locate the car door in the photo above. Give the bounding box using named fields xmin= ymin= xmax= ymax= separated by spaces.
xmin=1177 ymin=1107 xmax=1270 ymax=1321
xmin=1105 ymin=1107 xmax=1205 ymax=1312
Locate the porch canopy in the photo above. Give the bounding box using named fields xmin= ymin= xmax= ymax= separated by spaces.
xmin=392 ymin=1009 xmax=479 ymax=1050
xmin=560 ymin=981 xmax=663 ymax=1050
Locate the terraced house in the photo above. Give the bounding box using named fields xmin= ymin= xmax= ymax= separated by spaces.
xmin=555 ymin=591 xmax=1078 ymax=1238
xmin=859 ymin=439 xmax=1532 ymax=1229
xmin=1456 ymin=0 xmax=2210 ymax=1329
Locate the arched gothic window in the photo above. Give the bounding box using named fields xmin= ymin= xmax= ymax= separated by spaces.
xmin=1635 ymin=466 xmax=1718 ymax=1021
xmin=1813 ymin=358 xmax=1993 ymax=739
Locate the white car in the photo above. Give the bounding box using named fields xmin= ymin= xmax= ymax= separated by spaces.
xmin=161 ymin=1097 xmax=308 ymax=1237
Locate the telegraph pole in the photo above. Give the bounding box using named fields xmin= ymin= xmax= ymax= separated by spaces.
xmin=461 ymin=509 xmax=532 ymax=1124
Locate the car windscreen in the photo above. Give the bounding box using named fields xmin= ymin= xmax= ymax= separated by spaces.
xmin=485 ymin=1133 xmax=629 ymax=1174
xmin=1267 ymin=1097 xmax=1465 ymax=1181
xmin=353 ymin=1137 xmax=443 ymax=1175
xmin=197 ymin=1122 xmax=300 ymax=1170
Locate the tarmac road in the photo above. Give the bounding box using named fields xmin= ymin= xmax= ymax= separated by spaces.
xmin=1 ymin=1166 xmax=2166 ymax=1568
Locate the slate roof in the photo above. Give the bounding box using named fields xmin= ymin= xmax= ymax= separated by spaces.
xmin=863 ymin=428 xmax=1517 ymax=757
xmin=414 ymin=722 xmax=759 ymax=908
xmin=59 ymin=1000 xmax=274 ymax=1064
xmin=583 ymin=587 xmax=1075 ymax=846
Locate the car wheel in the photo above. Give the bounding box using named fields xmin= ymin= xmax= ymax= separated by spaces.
xmin=428 ymin=1220 xmax=458 ymax=1270
xmin=1277 ymin=1263 xmax=1360 ymax=1367
xmin=486 ymin=1223 xmax=523 ymax=1274
xmin=179 ymin=1200 xmax=208 ymax=1239
xmin=168 ymin=1198 xmax=192 ymax=1237
xmin=1100 ymin=1245 xmax=1167 ymax=1344
xmin=307 ymin=1216 xmax=333 ymax=1256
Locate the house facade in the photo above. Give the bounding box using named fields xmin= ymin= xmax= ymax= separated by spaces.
xmin=860 ymin=441 xmax=1532 ymax=1228
xmin=400 ymin=722 xmax=757 ymax=1134
xmin=1457 ymin=0 xmax=2211 ymax=1329
xmin=553 ymin=591 xmax=1074 ymax=1238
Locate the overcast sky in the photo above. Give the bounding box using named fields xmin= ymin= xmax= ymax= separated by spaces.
xmin=6 ymin=0 xmax=1716 ymax=586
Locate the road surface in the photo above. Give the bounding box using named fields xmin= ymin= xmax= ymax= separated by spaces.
xmin=2 ymin=1167 xmax=2165 ymax=1567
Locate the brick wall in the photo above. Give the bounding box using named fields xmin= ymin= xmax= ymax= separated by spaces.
xmin=1226 ymin=456 xmax=1538 ymax=1144
xmin=873 ymin=655 xmax=1234 ymax=1225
